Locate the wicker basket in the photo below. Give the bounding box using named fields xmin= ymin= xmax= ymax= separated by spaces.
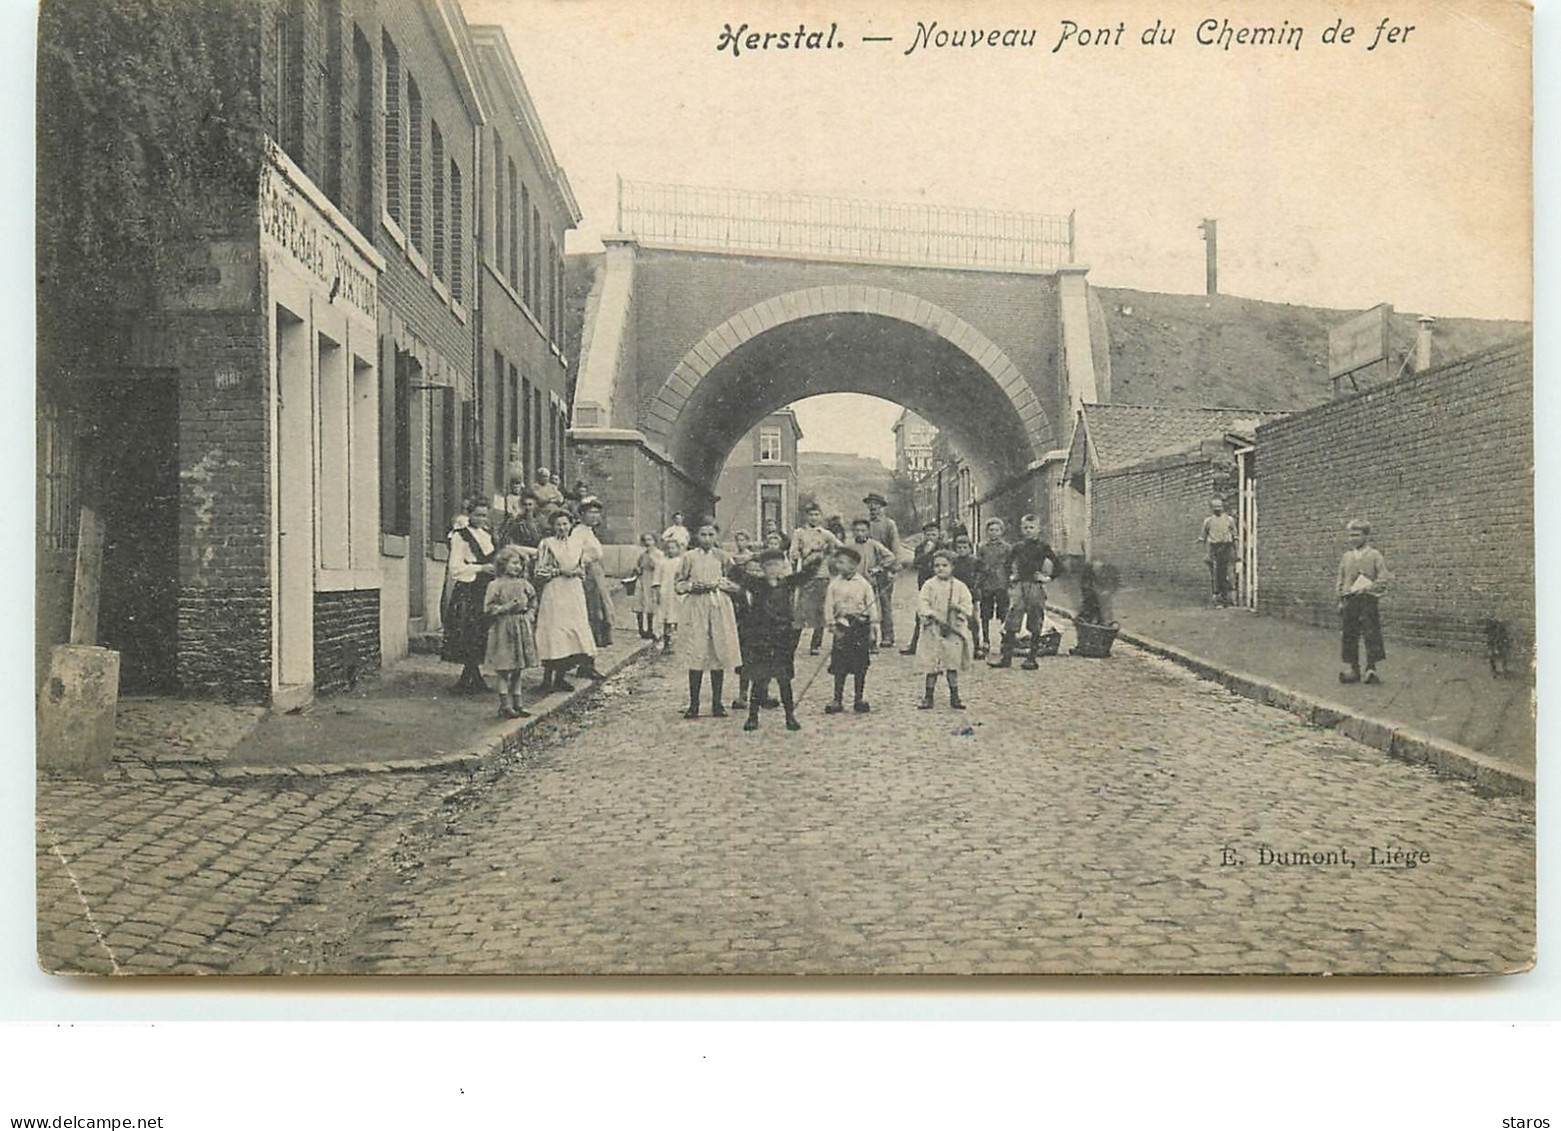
xmin=1070 ymin=620 xmax=1120 ymax=658
xmin=1035 ymin=628 xmax=1063 ymax=657
xmin=621 ymin=575 xmax=638 ymax=596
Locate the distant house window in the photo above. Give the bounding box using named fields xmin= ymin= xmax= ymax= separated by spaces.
xmin=382 ymin=34 xmax=401 ymax=226
xmin=407 ymin=77 xmax=424 ymax=254
xmin=758 ymin=426 xmax=783 ymax=463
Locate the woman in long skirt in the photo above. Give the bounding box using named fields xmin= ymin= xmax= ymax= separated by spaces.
xmin=533 ymin=510 xmax=597 ymax=694
xmin=440 ymin=504 xmax=496 ymax=693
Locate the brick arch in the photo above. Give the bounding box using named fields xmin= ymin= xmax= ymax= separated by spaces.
xmin=640 ymin=285 xmax=1051 ymax=459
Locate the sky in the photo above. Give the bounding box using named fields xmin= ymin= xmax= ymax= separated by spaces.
xmin=466 ymin=0 xmax=1531 ymax=465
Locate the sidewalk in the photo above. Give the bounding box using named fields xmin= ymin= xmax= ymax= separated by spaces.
xmin=106 ymin=613 xmax=653 ymax=782
xmin=1046 ymin=577 xmax=1534 ymax=785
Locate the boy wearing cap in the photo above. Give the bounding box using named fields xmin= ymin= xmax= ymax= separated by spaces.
xmin=1337 ymin=519 xmax=1390 ymax=684
xmin=823 ymin=545 xmax=879 ymax=714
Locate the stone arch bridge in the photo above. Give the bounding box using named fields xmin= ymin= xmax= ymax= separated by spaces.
xmin=567 ymin=181 xmax=1111 ymax=555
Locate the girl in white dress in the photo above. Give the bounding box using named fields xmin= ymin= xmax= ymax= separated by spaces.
xmin=674 ymin=523 xmax=743 ymax=719
xmin=632 ymin=533 xmax=664 ymax=640
xmin=533 ymin=510 xmax=597 ymax=694
xmin=652 ymin=537 xmax=684 ymax=653
xmin=915 ymin=550 xmax=974 ymax=710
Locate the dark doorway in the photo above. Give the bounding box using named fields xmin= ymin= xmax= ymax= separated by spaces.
xmin=91 ymin=375 xmax=180 ymax=693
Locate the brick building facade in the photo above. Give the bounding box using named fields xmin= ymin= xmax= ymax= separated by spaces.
xmin=1255 ymin=337 xmax=1534 ymax=657
xmin=37 ymin=0 xmax=576 ymax=705
xmin=471 ymin=26 xmax=580 ymax=513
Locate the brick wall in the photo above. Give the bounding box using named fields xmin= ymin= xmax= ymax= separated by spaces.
xmin=1256 ymin=338 xmax=1533 ymax=656
xmin=313 ymin=589 xmax=381 ymax=692
xmin=1092 ymin=445 xmax=1237 ymax=597
xmin=161 ymin=308 xmax=274 ymax=700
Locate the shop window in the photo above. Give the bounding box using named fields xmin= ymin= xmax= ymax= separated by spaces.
xmin=520 ymin=375 xmax=533 ymax=475
xmin=532 ymin=384 xmax=543 ymax=479
xmin=491 ymin=350 xmax=505 ymax=472
xmin=350 ymin=355 xmax=378 ymax=566
xmin=507 ymin=362 xmax=519 ymax=463
xmin=384 ymin=349 xmax=414 ymax=536
xmin=428 ymin=385 xmax=457 ymax=543
xmin=318 ymin=333 xmax=350 ymax=570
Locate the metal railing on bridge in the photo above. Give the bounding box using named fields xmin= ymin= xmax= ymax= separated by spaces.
xmin=615 ymin=178 xmax=1075 ymax=272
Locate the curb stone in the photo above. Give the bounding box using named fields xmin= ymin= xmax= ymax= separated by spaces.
xmin=108 ymin=640 xmax=657 ymax=785
xmin=1046 ymin=604 xmax=1534 ymax=800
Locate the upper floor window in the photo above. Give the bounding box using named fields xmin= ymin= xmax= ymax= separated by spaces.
xmin=382 ymin=33 xmax=401 ymax=226
xmin=407 ymin=77 xmax=424 ymax=254
xmin=277 ymin=0 xmax=306 ymax=166
xmin=430 ymin=122 xmax=446 ymax=280
xmin=758 ymin=426 xmax=783 ymax=463
xmin=491 ymin=133 xmax=504 ymax=276
xmin=450 ymin=159 xmax=464 ymax=304
xmin=353 ymin=28 xmax=374 ymax=227
xmin=323 ymin=0 xmax=343 ymax=206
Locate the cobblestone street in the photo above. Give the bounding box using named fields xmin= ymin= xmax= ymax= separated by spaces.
xmin=38 ymin=590 xmax=1535 ymax=977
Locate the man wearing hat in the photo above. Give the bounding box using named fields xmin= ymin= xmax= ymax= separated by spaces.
xmin=569 ymin=495 xmax=612 ymax=680
xmin=863 ymin=493 xmax=901 ymax=645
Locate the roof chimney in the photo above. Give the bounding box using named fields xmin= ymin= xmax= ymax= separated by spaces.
xmin=1199 ymin=219 xmax=1217 ymax=296
xmin=1415 ymin=315 xmax=1435 ymax=372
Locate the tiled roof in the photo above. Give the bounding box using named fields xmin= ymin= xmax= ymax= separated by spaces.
xmin=1080 ymin=403 xmax=1289 ymax=471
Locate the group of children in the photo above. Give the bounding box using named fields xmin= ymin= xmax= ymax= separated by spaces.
xmin=469 ymin=504 xmax=612 ymax=720
xmin=639 ymin=508 xmax=1069 ymax=729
